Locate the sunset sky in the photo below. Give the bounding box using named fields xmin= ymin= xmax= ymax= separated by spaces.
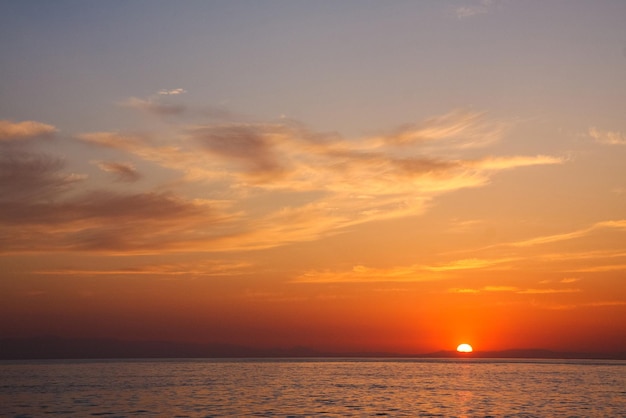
xmin=1 ymin=0 xmax=625 ymax=354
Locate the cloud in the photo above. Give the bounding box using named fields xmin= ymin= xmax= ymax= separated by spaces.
xmin=541 ymin=300 xmax=626 ymax=311
xmin=78 ymin=131 xmax=229 ymax=184
xmin=511 ymin=220 xmax=626 ymax=247
xmin=190 ymin=124 xmax=289 ymax=181
xmin=36 ymin=260 xmax=251 ymax=277
xmin=0 ymin=190 xmax=231 ymax=254
xmin=0 ymin=120 xmax=57 ymax=141
xmin=449 ymin=288 xmax=481 ymax=293
xmin=516 ymin=288 xmax=581 ymax=294
xmin=0 ymin=151 xmax=84 ymax=201
xmin=449 ymin=286 xmax=581 ymax=294
xmin=158 ymin=88 xmax=187 ymax=95
xmin=454 ymin=0 xmax=500 ymax=20
xmin=78 ymin=131 xmax=153 ymax=151
xmin=121 ymin=94 xmax=239 ymax=121
xmin=293 ymin=257 xmax=513 ymax=283
xmin=471 ymin=155 xmax=563 ymax=171
xmin=381 ymin=110 xmax=507 ymax=149
xmin=121 ymin=97 xmax=187 ymax=116
xmin=0 ymin=145 xmax=238 ymax=254
xmin=589 ymin=127 xmax=626 ymax=145
xmin=73 ymin=110 xmax=562 ymax=252
xmin=483 ymin=286 xmax=519 ymax=292
xmin=569 ymin=264 xmax=626 ymax=273
xmin=0 ymin=111 xmax=567 ymax=255
xmin=95 ymin=161 xmax=141 ymax=182
xmin=119 ymin=88 xmax=189 ymax=116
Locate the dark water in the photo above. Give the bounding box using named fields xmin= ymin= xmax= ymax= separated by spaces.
xmin=1 ymin=358 xmax=624 ymax=417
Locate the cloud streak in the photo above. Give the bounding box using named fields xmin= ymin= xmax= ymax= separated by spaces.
xmin=511 ymin=220 xmax=626 ymax=247
xmin=35 ymin=260 xmax=252 ymax=277
xmin=589 ymin=127 xmax=626 ymax=145
xmin=121 ymin=96 xmax=187 ymax=116
xmin=158 ymin=88 xmax=187 ymax=96
xmin=0 ymin=120 xmax=57 ymax=141
xmin=95 ymin=161 xmax=141 ymax=182
xmin=449 ymin=286 xmax=581 ymax=294
xmin=293 ymin=257 xmax=515 ymax=283
xmin=454 ymin=0 xmax=500 ymax=20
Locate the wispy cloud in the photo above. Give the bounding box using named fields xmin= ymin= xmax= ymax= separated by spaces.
xmin=449 ymin=288 xmax=481 ymax=293
xmin=381 ymin=110 xmax=506 ymax=148
xmin=589 ymin=127 xmax=626 ymax=145
xmin=0 ymin=120 xmax=57 ymax=141
xmin=119 ymin=88 xmax=189 ymax=116
xmin=449 ymin=286 xmax=581 ymax=294
xmin=471 ymin=155 xmax=563 ymax=171
xmin=454 ymin=0 xmax=500 ymax=20
xmin=36 ymin=260 xmax=252 ymax=277
xmin=95 ymin=161 xmax=141 ymax=182
xmin=293 ymin=257 xmax=514 ymax=283
xmin=482 ymin=286 xmax=519 ymax=292
xmin=158 ymin=88 xmax=187 ymax=96
xmin=511 ymin=220 xmax=626 ymax=247
xmin=190 ymin=124 xmax=289 ymax=182
xmin=121 ymin=96 xmax=187 ymax=116
xmin=569 ymin=264 xmax=626 ymax=273
xmin=0 ymin=140 xmax=240 ymax=254
xmin=0 ymin=151 xmax=84 ymax=201
xmin=120 ymin=90 xmax=239 ymax=121
xmin=0 ymin=189 xmax=228 ymax=254
xmin=517 ymin=288 xmax=581 ymax=294
xmin=542 ymin=300 xmax=626 ymax=311
xmin=4 ymin=110 xmax=562 ymax=254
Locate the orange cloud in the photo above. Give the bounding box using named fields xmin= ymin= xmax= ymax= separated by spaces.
xmin=471 ymin=155 xmax=563 ymax=171
xmin=512 ymin=220 xmax=626 ymax=247
xmin=293 ymin=257 xmax=514 ymax=283
xmin=448 ymin=286 xmax=581 ymax=294
xmin=516 ymin=288 xmax=581 ymax=294
xmin=5 ymin=111 xmax=563 ymax=254
xmin=36 ymin=260 xmax=252 ymax=277
xmin=0 ymin=120 xmax=57 ymax=141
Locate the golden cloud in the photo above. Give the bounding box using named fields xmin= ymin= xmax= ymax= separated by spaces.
xmin=293 ymin=257 xmax=514 ymax=283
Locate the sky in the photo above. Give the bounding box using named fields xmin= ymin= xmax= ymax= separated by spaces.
xmin=1 ymin=0 xmax=625 ymax=355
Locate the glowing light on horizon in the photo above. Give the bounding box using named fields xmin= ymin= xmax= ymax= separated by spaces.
xmin=457 ymin=343 xmax=473 ymax=353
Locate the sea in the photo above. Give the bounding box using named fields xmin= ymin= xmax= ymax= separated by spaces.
xmin=1 ymin=358 xmax=624 ymax=417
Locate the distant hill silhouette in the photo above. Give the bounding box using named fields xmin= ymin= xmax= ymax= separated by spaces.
xmin=419 ymin=349 xmax=626 ymax=360
xmin=1 ymin=336 xmax=624 ymax=360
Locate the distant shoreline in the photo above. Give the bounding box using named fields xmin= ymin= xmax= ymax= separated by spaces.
xmin=2 ymin=336 xmax=625 ymax=361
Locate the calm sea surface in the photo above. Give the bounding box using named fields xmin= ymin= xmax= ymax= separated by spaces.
xmin=1 ymin=358 xmax=624 ymax=417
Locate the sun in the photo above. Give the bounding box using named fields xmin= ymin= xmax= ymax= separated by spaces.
xmin=456 ymin=343 xmax=473 ymax=353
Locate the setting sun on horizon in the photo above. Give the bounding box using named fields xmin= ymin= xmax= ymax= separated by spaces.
xmin=1 ymin=1 xmax=625 ymax=358
xmin=457 ymin=344 xmax=474 ymax=353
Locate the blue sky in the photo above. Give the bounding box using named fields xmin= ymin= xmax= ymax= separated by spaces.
xmin=3 ymin=0 xmax=624 ymax=135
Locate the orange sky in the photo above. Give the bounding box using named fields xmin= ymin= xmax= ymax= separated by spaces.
xmin=1 ymin=1 xmax=625 ymax=354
